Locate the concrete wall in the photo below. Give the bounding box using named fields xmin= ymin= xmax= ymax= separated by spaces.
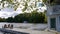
xmin=47 ymin=5 xmax=60 ymax=16
xmin=47 ymin=6 xmax=53 ymax=16
xmin=47 ymin=5 xmax=60 ymax=31
xmin=48 ymin=15 xmax=60 ymax=32
xmin=56 ymin=16 xmax=60 ymax=32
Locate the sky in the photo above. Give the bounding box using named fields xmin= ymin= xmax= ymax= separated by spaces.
xmin=0 ymin=0 xmax=46 ymax=18
xmin=0 ymin=7 xmax=23 ymax=18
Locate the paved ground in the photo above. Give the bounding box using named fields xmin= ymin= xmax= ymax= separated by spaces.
xmin=6 ymin=28 xmax=60 ymax=34
xmin=1 ymin=23 xmax=59 ymax=34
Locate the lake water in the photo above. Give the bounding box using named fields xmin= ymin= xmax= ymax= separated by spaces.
xmin=0 ymin=22 xmax=47 ymax=34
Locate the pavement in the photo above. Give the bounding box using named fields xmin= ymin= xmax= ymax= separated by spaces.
xmin=6 ymin=28 xmax=60 ymax=34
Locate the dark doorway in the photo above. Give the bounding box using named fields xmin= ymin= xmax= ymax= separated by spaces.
xmin=50 ymin=18 xmax=56 ymax=29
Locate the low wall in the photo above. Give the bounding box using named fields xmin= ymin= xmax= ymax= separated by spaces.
xmin=0 ymin=28 xmax=29 ymax=34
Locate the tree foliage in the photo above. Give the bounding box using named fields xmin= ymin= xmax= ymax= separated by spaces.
xmin=0 ymin=18 xmax=6 ymax=22
xmin=0 ymin=0 xmax=20 ymax=10
xmin=0 ymin=0 xmax=47 ymax=23
xmin=0 ymin=0 xmax=44 ymax=11
xmin=6 ymin=17 xmax=14 ymax=22
xmin=0 ymin=11 xmax=47 ymax=23
xmin=42 ymin=0 xmax=60 ymax=5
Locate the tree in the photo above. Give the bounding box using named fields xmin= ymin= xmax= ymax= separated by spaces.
xmin=29 ymin=10 xmax=47 ymax=23
xmin=0 ymin=18 xmax=6 ymax=22
xmin=0 ymin=0 xmax=20 ymax=11
xmin=6 ymin=17 xmax=14 ymax=22
xmin=42 ymin=0 xmax=60 ymax=5
xmin=0 ymin=0 xmax=43 ymax=11
xmin=1 ymin=11 xmax=47 ymax=23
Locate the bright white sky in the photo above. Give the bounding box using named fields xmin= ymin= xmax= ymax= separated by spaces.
xmin=0 ymin=7 xmax=23 ymax=18
xmin=0 ymin=0 xmax=46 ymax=18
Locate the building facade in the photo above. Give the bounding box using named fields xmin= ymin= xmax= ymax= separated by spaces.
xmin=46 ymin=0 xmax=60 ymax=31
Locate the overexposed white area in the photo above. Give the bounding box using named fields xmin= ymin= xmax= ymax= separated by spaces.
xmin=0 ymin=0 xmax=46 ymax=18
xmin=0 ymin=7 xmax=23 ymax=18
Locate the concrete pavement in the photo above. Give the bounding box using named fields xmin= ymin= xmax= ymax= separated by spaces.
xmin=6 ymin=28 xmax=60 ymax=34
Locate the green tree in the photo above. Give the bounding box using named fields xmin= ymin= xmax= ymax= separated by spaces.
xmin=6 ymin=17 xmax=14 ymax=22
xmin=0 ymin=0 xmax=43 ymax=11
xmin=5 ymin=11 xmax=47 ymax=23
xmin=42 ymin=0 xmax=60 ymax=5
xmin=0 ymin=18 xmax=6 ymax=22
xmin=0 ymin=0 xmax=20 ymax=11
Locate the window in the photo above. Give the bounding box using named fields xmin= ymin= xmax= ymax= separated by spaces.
xmin=53 ymin=6 xmax=60 ymax=13
xmin=59 ymin=16 xmax=60 ymax=23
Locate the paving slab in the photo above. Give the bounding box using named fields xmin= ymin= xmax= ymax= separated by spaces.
xmin=6 ymin=28 xmax=59 ymax=34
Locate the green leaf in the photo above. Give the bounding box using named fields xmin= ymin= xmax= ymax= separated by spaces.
xmin=22 ymin=2 xmax=28 ymax=12
xmin=42 ymin=0 xmax=47 ymax=3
